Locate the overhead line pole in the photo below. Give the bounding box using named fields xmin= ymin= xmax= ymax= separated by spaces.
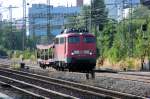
xmin=9 ymin=5 xmax=13 ymax=50
xmin=90 ymin=0 xmax=92 ymax=33
xmin=23 ymin=0 xmax=26 ymax=50
xmin=47 ymin=0 xmax=51 ymax=43
xmin=8 ymin=5 xmax=18 ymax=50
xmin=122 ymin=0 xmax=126 ymax=49
xmin=8 ymin=5 xmax=13 ymax=36
xmin=129 ymin=0 xmax=133 ymax=57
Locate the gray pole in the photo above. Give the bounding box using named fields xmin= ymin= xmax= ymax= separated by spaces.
xmin=122 ymin=0 xmax=126 ymax=49
xmin=8 ymin=5 xmax=18 ymax=50
xmin=8 ymin=5 xmax=12 ymax=35
xmin=47 ymin=0 xmax=51 ymax=42
xmin=129 ymin=0 xmax=133 ymax=57
xmin=89 ymin=0 xmax=92 ymax=32
xmin=9 ymin=5 xmax=13 ymax=49
xmin=23 ymin=0 xmax=26 ymax=50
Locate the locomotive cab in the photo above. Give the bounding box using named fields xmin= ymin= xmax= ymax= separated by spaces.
xmin=67 ymin=33 xmax=96 ymax=72
xmin=53 ymin=29 xmax=96 ymax=72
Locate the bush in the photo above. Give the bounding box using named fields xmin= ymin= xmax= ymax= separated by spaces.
xmin=106 ymin=47 xmax=120 ymax=63
xmin=7 ymin=50 xmax=13 ymax=58
xmin=23 ymin=50 xmax=32 ymax=59
xmin=30 ymin=54 xmax=36 ymax=61
xmin=0 ymin=49 xmax=8 ymax=56
xmin=10 ymin=50 xmax=35 ymax=60
xmin=126 ymin=59 xmax=134 ymax=70
xmin=15 ymin=50 xmax=22 ymax=58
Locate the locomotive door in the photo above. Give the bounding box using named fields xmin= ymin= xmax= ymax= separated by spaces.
xmin=59 ymin=37 xmax=65 ymax=61
xmin=54 ymin=37 xmax=65 ymax=62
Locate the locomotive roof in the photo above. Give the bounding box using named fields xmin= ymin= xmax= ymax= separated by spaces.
xmin=56 ymin=33 xmax=95 ymax=38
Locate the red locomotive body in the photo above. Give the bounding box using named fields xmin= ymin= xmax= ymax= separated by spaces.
xmin=53 ymin=29 xmax=96 ymax=72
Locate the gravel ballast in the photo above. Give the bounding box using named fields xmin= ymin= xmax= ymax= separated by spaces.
xmin=18 ymin=67 xmax=150 ymax=98
xmin=0 ymin=84 xmax=34 ymax=99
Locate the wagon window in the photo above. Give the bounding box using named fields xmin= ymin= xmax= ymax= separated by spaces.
xmin=68 ymin=36 xmax=80 ymax=43
xmin=83 ymin=36 xmax=95 ymax=43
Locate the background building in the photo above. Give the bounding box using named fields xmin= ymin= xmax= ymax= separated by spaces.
xmin=28 ymin=4 xmax=81 ymax=38
xmin=77 ymin=0 xmax=83 ymax=7
xmin=105 ymin=0 xmax=140 ymax=21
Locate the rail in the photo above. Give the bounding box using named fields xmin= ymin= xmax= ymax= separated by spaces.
xmin=0 ymin=67 xmax=145 ymax=99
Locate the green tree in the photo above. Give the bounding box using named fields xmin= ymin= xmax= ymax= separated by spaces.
xmin=97 ymin=20 xmax=117 ymax=57
xmin=90 ymin=0 xmax=108 ymax=57
xmin=0 ymin=21 xmax=35 ymax=51
xmin=65 ymin=5 xmax=91 ymax=30
xmin=91 ymin=0 xmax=107 ymax=32
xmin=65 ymin=15 xmax=80 ymax=28
xmin=132 ymin=5 xmax=150 ymax=19
xmin=80 ymin=5 xmax=91 ymax=29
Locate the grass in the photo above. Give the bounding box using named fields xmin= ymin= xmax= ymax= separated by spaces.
xmin=96 ymin=57 xmax=141 ymax=71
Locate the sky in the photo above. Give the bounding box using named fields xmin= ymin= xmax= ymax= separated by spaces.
xmin=0 ymin=0 xmax=90 ymax=20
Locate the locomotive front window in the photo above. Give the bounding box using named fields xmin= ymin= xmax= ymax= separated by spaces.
xmin=83 ymin=36 xmax=95 ymax=43
xmin=68 ymin=36 xmax=80 ymax=43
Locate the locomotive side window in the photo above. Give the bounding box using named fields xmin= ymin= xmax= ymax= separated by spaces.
xmin=55 ymin=38 xmax=59 ymax=44
xmin=60 ymin=37 xmax=65 ymax=44
xmin=68 ymin=36 xmax=80 ymax=43
xmin=83 ymin=36 xmax=95 ymax=43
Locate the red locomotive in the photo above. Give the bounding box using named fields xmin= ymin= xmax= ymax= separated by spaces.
xmin=37 ymin=29 xmax=96 ymax=72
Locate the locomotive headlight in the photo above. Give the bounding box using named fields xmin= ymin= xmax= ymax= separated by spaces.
xmin=71 ymin=52 xmax=74 ymax=55
xmin=71 ymin=50 xmax=79 ymax=55
xmin=90 ymin=52 xmax=92 ymax=55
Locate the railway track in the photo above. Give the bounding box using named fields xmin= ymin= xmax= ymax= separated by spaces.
xmin=96 ymin=72 xmax=150 ymax=84
xmin=119 ymin=72 xmax=150 ymax=78
xmin=0 ymin=80 xmax=45 ymax=99
xmin=0 ymin=67 xmax=145 ymax=99
xmin=0 ymin=74 xmax=77 ymax=99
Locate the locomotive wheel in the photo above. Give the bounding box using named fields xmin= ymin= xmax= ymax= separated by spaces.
xmin=61 ymin=67 xmax=64 ymax=71
xmin=57 ymin=67 xmax=61 ymax=71
xmin=43 ymin=65 xmax=46 ymax=69
xmin=39 ymin=64 xmax=42 ymax=68
xmin=68 ymin=68 xmax=73 ymax=72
